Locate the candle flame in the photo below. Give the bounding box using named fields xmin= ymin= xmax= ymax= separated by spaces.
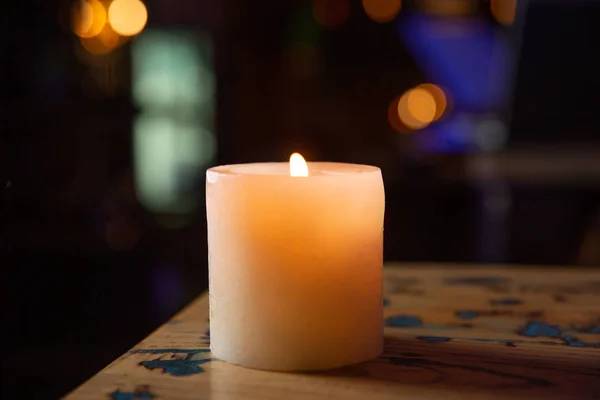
xmin=289 ymin=153 xmax=309 ymax=177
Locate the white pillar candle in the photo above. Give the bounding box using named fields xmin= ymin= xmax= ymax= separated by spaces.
xmin=206 ymin=154 xmax=385 ymax=371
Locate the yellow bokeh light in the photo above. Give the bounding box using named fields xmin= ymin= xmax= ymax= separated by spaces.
xmin=289 ymin=153 xmax=309 ymax=177
xmin=72 ymin=0 xmax=106 ymax=38
xmin=491 ymin=0 xmax=517 ymax=26
xmin=417 ymin=83 xmax=447 ymax=121
xmin=108 ymin=0 xmax=148 ymax=36
xmin=362 ymin=0 xmax=402 ymax=23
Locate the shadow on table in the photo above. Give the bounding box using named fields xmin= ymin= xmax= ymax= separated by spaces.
xmin=324 ymin=336 xmax=600 ymax=399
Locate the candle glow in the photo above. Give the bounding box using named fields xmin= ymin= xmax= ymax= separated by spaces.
xmin=289 ymin=152 xmax=309 ymax=177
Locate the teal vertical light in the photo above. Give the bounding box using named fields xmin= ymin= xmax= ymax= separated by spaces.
xmin=132 ymin=29 xmax=215 ymax=215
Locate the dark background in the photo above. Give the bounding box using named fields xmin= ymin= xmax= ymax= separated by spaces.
xmin=2 ymin=0 xmax=600 ymax=398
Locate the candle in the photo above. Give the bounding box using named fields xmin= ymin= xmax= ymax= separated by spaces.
xmin=206 ymin=153 xmax=385 ymax=371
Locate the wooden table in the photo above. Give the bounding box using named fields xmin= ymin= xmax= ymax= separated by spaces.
xmin=64 ymin=264 xmax=600 ymax=400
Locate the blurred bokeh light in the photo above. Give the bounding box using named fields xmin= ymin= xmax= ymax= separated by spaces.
xmin=72 ymin=0 xmax=106 ymax=38
xmin=362 ymin=0 xmax=402 ymax=23
xmin=397 ymin=87 xmax=436 ymax=130
xmin=132 ymin=30 xmax=214 ymax=109
xmin=133 ymin=115 xmax=214 ymax=214
xmin=80 ymin=34 xmax=116 ymax=55
xmin=108 ymin=0 xmax=148 ymax=36
xmin=97 ymin=24 xmax=120 ymax=49
xmin=391 ymin=84 xmax=448 ymax=133
xmin=491 ymin=0 xmax=517 ymax=26
xmin=418 ymin=83 xmax=447 ymax=120
xmin=387 ymin=95 xmax=406 ymax=133
xmin=72 ymin=0 xmax=147 ymax=55
xmin=132 ymin=30 xmax=215 ymax=215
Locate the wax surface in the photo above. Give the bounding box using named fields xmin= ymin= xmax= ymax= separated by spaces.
xmin=206 ymin=162 xmax=385 ymax=371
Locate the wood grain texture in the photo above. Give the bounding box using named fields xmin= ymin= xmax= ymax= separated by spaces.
xmin=64 ymin=264 xmax=600 ymax=400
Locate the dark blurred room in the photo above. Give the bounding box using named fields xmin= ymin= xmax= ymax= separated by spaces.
xmin=2 ymin=0 xmax=600 ymax=397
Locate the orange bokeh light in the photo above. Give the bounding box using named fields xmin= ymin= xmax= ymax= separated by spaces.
xmin=97 ymin=24 xmax=120 ymax=49
xmin=397 ymin=92 xmax=426 ymax=130
xmin=393 ymin=84 xmax=448 ymax=132
xmin=72 ymin=0 xmax=106 ymax=38
xmin=491 ymin=0 xmax=517 ymax=26
xmin=388 ymin=95 xmax=408 ymax=133
xmin=108 ymin=0 xmax=148 ymax=36
xmin=402 ymin=88 xmax=436 ymax=128
xmin=362 ymin=0 xmax=402 ymax=23
xmin=417 ymin=83 xmax=447 ymax=121
xmin=80 ymin=26 xmax=119 ymax=56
